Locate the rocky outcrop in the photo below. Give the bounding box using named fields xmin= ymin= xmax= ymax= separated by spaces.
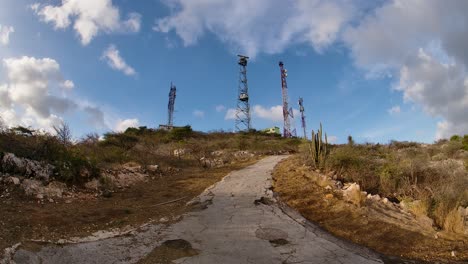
xmin=21 ymin=179 xmax=66 ymax=199
xmin=342 ymin=183 xmax=366 ymax=206
xmin=1 ymin=153 xmax=54 ymax=182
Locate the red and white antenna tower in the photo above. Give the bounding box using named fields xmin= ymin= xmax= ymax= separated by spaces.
xmin=279 ymin=61 xmax=295 ymax=138
xmin=298 ymin=97 xmax=307 ymax=140
xmin=167 ymin=82 xmax=176 ymax=127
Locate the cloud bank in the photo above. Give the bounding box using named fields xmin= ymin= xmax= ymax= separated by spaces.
xmin=0 ymin=56 xmax=137 ymax=133
xmin=156 ymin=0 xmax=468 ymax=138
xmin=33 ymin=0 xmax=141 ymax=45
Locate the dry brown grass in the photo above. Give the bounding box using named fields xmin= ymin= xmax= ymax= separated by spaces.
xmin=273 ymin=156 xmax=468 ymax=262
xmin=311 ymin=141 xmax=468 ymax=233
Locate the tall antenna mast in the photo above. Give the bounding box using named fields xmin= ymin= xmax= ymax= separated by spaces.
xmin=235 ymin=55 xmax=251 ymax=131
xmin=167 ymin=82 xmax=176 ymax=127
xmin=279 ymin=61 xmax=295 ymax=138
xmin=299 ymin=97 xmax=307 ymax=139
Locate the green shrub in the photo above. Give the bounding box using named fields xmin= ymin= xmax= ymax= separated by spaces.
xmin=450 ymin=135 xmax=461 ymax=141
xmin=443 ymin=140 xmax=463 ymax=157
xmin=462 ymin=135 xmax=468 ymax=151
xmin=169 ymin=125 xmax=194 ymax=140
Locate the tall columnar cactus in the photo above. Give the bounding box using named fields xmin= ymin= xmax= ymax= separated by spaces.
xmin=310 ymin=123 xmax=329 ymax=168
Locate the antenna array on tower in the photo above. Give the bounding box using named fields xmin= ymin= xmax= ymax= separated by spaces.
xmin=299 ymin=97 xmax=307 ymax=140
xmin=167 ymin=82 xmax=176 ymax=127
xmin=235 ymin=55 xmax=251 ymax=131
xmin=279 ymin=61 xmax=296 ymax=138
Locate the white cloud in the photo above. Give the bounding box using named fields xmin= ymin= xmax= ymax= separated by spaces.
xmin=387 ymin=105 xmax=401 ymax=115
xmin=123 ymin=12 xmax=142 ymax=32
xmin=327 ymin=135 xmax=338 ymax=144
xmin=0 ymin=24 xmax=14 ymax=45
xmin=253 ymin=105 xmax=284 ymax=122
xmin=252 ymin=105 xmax=299 ymax=122
xmin=154 ymin=0 xmax=355 ymax=57
xmin=115 ymin=118 xmax=139 ymax=132
xmin=61 ymin=80 xmax=75 ymax=90
xmin=215 ymin=105 xmax=226 ymax=112
xmin=193 ymin=110 xmax=205 ymax=118
xmin=0 ymin=56 xmax=106 ymax=131
xmin=33 ymin=0 xmax=141 ymax=45
xmin=224 ymin=108 xmax=237 ymax=120
xmin=101 ymin=44 xmax=136 ymax=76
xmin=344 ymin=0 xmax=468 ymax=138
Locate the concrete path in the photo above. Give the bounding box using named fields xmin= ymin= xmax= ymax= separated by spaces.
xmin=12 ymin=156 xmax=384 ymax=264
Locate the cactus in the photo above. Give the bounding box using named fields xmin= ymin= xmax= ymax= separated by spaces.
xmin=310 ymin=123 xmax=329 ymax=169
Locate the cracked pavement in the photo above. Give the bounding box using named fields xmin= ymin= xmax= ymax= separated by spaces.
xmin=12 ymin=156 xmax=384 ymax=264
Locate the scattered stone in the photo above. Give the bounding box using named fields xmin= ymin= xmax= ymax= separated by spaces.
xmin=147 ymin=165 xmax=160 ymax=172
xmin=342 ymin=183 xmax=365 ymax=206
xmin=254 ymin=196 xmax=274 ymax=206
xmin=48 ymin=198 xmax=54 ymax=203
xmin=325 ymin=194 xmax=334 ymax=199
xmin=65 ymin=200 xmax=72 ymax=204
xmin=8 ymin=177 xmax=20 ymax=185
xmin=382 ymin=198 xmax=389 ymax=204
xmin=325 ymin=185 xmax=332 ymax=190
xmin=367 ymin=194 xmax=381 ymax=201
xmin=334 ymin=181 xmax=343 ymax=189
xmin=1 ymin=242 xmax=21 ymax=264
xmin=451 ymin=251 xmax=456 ymax=257
xmin=211 ymin=150 xmax=225 ymax=157
xmin=44 ymin=181 xmax=66 ymax=198
xmin=22 ymin=179 xmax=42 ymax=196
xmin=159 ymin=217 xmax=169 ymax=223
xmin=173 ymin=148 xmax=187 ymax=157
xmin=233 ymin=150 xmax=255 ymax=159
xmin=84 ymin=179 xmax=99 ymax=190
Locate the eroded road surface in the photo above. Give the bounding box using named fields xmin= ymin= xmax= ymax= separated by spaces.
xmin=12 ymin=156 xmax=384 ymax=264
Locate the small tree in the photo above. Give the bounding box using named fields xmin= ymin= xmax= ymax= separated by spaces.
xmin=347 ymin=135 xmax=355 ymax=146
xmin=81 ymin=132 xmax=100 ymax=145
xmin=53 ymin=121 xmax=72 ymax=146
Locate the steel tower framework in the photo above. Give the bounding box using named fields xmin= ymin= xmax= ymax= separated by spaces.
xmin=167 ymin=82 xmax=176 ymax=127
xmin=235 ymin=55 xmax=251 ymax=131
xmin=299 ymin=97 xmax=307 ymax=140
xmin=279 ymin=61 xmax=295 ymax=138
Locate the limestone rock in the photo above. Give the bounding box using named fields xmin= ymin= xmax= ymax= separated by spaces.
xmin=1 ymin=153 xmax=53 ymax=182
xmin=85 ymin=179 xmax=99 ymax=190
xmin=21 ymin=179 xmax=65 ymax=198
xmin=8 ymin=176 xmax=20 ymax=185
xmin=22 ymin=179 xmax=42 ymax=196
xmin=342 ymin=183 xmax=365 ymax=206
xmin=147 ymin=165 xmax=159 ymax=172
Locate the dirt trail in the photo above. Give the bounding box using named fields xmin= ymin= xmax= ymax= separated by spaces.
xmin=11 ymin=156 xmax=384 ymax=264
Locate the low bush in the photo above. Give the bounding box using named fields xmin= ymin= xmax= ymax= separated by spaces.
xmin=1 ymin=125 xmax=299 ymax=182
xmin=304 ymin=138 xmax=468 ymax=232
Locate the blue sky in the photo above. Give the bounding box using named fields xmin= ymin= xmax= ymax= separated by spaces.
xmin=1 ymin=0 xmax=467 ymax=144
